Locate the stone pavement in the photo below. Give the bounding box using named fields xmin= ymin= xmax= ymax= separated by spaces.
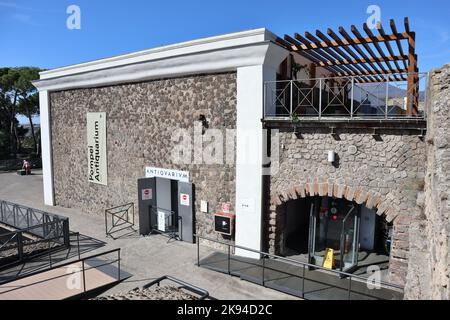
xmin=0 ymin=170 xmax=297 ymax=300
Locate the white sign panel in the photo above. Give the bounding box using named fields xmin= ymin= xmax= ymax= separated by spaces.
xmin=157 ymin=210 xmax=166 ymax=232
xmin=87 ymin=112 xmax=107 ymax=185
xmin=145 ymin=167 xmax=189 ymax=182
xmin=180 ymin=193 xmax=190 ymax=206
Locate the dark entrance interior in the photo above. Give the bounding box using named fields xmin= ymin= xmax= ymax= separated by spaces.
xmin=282 ymin=196 xmax=391 ymax=277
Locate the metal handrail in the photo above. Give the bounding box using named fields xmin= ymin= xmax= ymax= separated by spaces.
xmin=0 ymin=248 xmax=121 ymax=295
xmin=143 ymin=275 xmax=210 ymax=300
xmin=194 ymin=234 xmax=403 ymax=300
xmin=263 ymin=72 xmax=428 ymax=120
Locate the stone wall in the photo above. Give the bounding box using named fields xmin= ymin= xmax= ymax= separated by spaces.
xmin=405 ymin=64 xmax=450 ymax=299
xmin=50 ymin=72 xmax=237 ymax=241
xmin=266 ymin=127 xmax=426 ymax=285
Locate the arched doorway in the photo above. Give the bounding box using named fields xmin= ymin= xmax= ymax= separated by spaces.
xmin=279 ymin=195 xmax=392 ymax=278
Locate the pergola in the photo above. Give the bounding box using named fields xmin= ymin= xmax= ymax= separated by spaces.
xmin=276 ymin=17 xmax=419 ymax=114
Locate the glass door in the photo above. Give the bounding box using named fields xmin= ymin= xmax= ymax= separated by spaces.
xmin=340 ymin=205 xmax=360 ymax=272
xmin=308 ymin=197 xmax=360 ymax=272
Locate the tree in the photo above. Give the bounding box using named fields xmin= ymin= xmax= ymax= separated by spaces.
xmin=0 ymin=67 xmax=41 ymax=157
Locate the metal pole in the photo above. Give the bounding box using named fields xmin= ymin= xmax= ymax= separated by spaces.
xmin=348 ymin=276 xmax=352 ymax=300
xmin=290 ymin=80 xmax=293 ymax=116
xmin=227 ymin=245 xmax=231 ymax=275
xmin=350 ymin=77 xmax=354 ymax=118
xmin=118 ymin=250 xmax=121 ymax=281
xmin=197 ymin=237 xmax=200 ymax=267
xmin=262 ymin=255 xmax=265 ymax=287
xmin=82 ymin=260 xmax=86 ymax=293
xmin=318 ymin=78 xmax=322 ymax=119
xmin=263 ymin=82 xmax=266 ymax=117
xmin=385 ymin=74 xmax=389 ymax=119
xmin=77 ymin=233 xmax=81 ymax=260
xmin=105 ymin=210 xmax=108 ymax=237
xmin=302 ymin=264 xmax=306 ymax=298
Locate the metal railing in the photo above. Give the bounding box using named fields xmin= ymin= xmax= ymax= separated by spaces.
xmin=150 ymin=206 xmax=182 ymax=241
xmin=0 ymin=200 xmax=70 ymax=245
xmin=0 ymin=248 xmax=121 ymax=299
xmin=194 ymin=234 xmax=404 ymax=300
xmin=143 ymin=275 xmax=210 ymax=300
xmin=263 ymin=73 xmax=428 ymax=120
xmin=105 ymin=203 xmax=135 ymax=239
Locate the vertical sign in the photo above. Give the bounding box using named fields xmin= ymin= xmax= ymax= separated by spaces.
xmin=87 ymin=112 xmax=107 ymax=185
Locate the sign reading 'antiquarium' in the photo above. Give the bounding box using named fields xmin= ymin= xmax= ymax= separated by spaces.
xmin=87 ymin=112 xmax=107 ymax=185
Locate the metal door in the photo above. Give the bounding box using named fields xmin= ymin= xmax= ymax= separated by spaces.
xmin=137 ymin=177 xmax=156 ymax=235
xmin=177 ymin=181 xmax=194 ymax=243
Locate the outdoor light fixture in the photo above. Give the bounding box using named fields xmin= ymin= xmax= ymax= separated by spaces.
xmin=198 ymin=114 xmax=209 ymax=135
xmin=327 ymin=150 xmax=336 ymax=163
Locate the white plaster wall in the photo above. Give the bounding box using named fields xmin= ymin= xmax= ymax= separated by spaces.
xmin=38 ymin=90 xmax=54 ymax=206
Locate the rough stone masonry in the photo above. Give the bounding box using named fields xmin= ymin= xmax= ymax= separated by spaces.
xmin=50 ymin=72 xmax=237 ymax=243
xmin=405 ymin=63 xmax=450 ymax=299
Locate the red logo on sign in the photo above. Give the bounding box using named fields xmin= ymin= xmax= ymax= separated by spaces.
xmin=144 ymin=190 xmax=150 ymax=195
xmin=182 ymin=194 xmax=187 ymax=201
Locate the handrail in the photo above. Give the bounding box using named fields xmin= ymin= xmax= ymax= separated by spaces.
xmin=0 ymin=248 xmax=121 ymax=286
xmin=143 ymin=275 xmax=210 ymax=300
xmin=194 ymin=234 xmax=403 ymax=299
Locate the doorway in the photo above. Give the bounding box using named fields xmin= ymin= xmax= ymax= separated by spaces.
xmin=281 ymin=196 xmax=391 ymax=275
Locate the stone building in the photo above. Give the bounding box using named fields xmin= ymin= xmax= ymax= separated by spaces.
xmin=33 ymin=20 xmax=449 ymax=299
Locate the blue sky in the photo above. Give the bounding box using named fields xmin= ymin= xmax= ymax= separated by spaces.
xmin=1 ymin=0 xmax=449 ymax=72
xmin=1 ymin=0 xmax=449 ymax=124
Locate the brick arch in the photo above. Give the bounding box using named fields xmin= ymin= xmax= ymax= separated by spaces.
xmin=267 ymin=179 xmax=397 ymax=255
xmin=270 ymin=180 xmax=396 ymax=221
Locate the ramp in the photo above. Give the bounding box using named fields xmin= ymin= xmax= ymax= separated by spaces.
xmin=0 ymin=249 xmax=126 ymax=300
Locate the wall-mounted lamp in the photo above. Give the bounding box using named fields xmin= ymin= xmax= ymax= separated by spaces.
xmin=327 ymin=150 xmax=336 ymax=163
xmin=198 ymin=114 xmax=209 ymax=135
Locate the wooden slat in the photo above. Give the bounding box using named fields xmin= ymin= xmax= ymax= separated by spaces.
xmin=351 ymin=25 xmax=388 ymax=74
xmin=390 ymin=19 xmax=408 ymax=70
xmin=376 ymin=23 xmax=405 ymax=73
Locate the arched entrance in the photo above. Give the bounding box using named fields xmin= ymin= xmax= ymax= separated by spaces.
xmin=268 ymin=183 xmax=394 ymax=279
xmin=280 ymin=196 xmax=391 ymax=275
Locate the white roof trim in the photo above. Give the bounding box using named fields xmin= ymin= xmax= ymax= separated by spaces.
xmin=37 ymin=28 xmax=279 ymax=81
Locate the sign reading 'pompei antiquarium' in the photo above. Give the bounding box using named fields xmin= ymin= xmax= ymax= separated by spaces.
xmin=87 ymin=112 xmax=107 ymax=185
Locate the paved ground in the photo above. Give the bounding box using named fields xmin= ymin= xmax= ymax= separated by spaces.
xmin=0 ymin=170 xmax=297 ymax=300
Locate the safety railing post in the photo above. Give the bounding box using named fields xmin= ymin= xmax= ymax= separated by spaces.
xmin=318 ymin=78 xmax=322 ymax=119
xmin=350 ymin=77 xmax=354 ymax=118
xmin=197 ymin=237 xmax=200 ymax=267
xmin=17 ymin=232 xmax=23 ymax=262
xmin=262 ymin=255 xmax=265 ymax=287
xmin=227 ymin=245 xmax=231 ymax=275
xmin=82 ymin=260 xmax=86 ymax=293
xmin=385 ymin=74 xmax=389 ymax=119
xmin=348 ymin=276 xmax=352 ymax=300
xmin=77 ymin=232 xmax=81 ymax=260
xmin=302 ymin=264 xmax=306 ymax=298
xmin=290 ymin=80 xmax=293 ymax=116
xmin=118 ymin=250 xmax=121 ymax=281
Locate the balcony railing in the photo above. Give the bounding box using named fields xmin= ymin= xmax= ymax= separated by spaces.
xmin=263 ymin=73 xmax=428 ymax=121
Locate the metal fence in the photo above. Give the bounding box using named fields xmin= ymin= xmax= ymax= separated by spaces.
xmin=150 ymin=206 xmax=182 ymax=241
xmin=0 ymin=200 xmax=70 ymax=269
xmin=104 ymin=203 xmax=135 ymax=239
xmin=0 ymin=200 xmax=69 ymax=244
xmin=195 ymin=234 xmax=404 ymax=300
xmin=264 ymin=73 xmax=428 ymax=120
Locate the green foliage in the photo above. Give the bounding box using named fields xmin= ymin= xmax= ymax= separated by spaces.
xmin=0 ymin=67 xmax=41 ymax=158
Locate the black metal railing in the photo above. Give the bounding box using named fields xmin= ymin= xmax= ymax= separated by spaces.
xmin=105 ymin=203 xmax=135 ymax=239
xmin=0 ymin=248 xmax=121 ymax=299
xmin=150 ymin=206 xmax=182 ymax=241
xmin=0 ymin=200 xmax=70 ymax=245
xmin=143 ymin=275 xmax=210 ymax=300
xmin=194 ymin=234 xmax=404 ymax=300
xmin=264 ymin=73 xmax=428 ymax=120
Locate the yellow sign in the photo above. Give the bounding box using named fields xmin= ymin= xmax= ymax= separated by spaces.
xmin=322 ymin=248 xmax=335 ymax=269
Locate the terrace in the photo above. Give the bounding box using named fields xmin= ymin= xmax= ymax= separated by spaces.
xmin=264 ymin=18 xmax=427 ymax=131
